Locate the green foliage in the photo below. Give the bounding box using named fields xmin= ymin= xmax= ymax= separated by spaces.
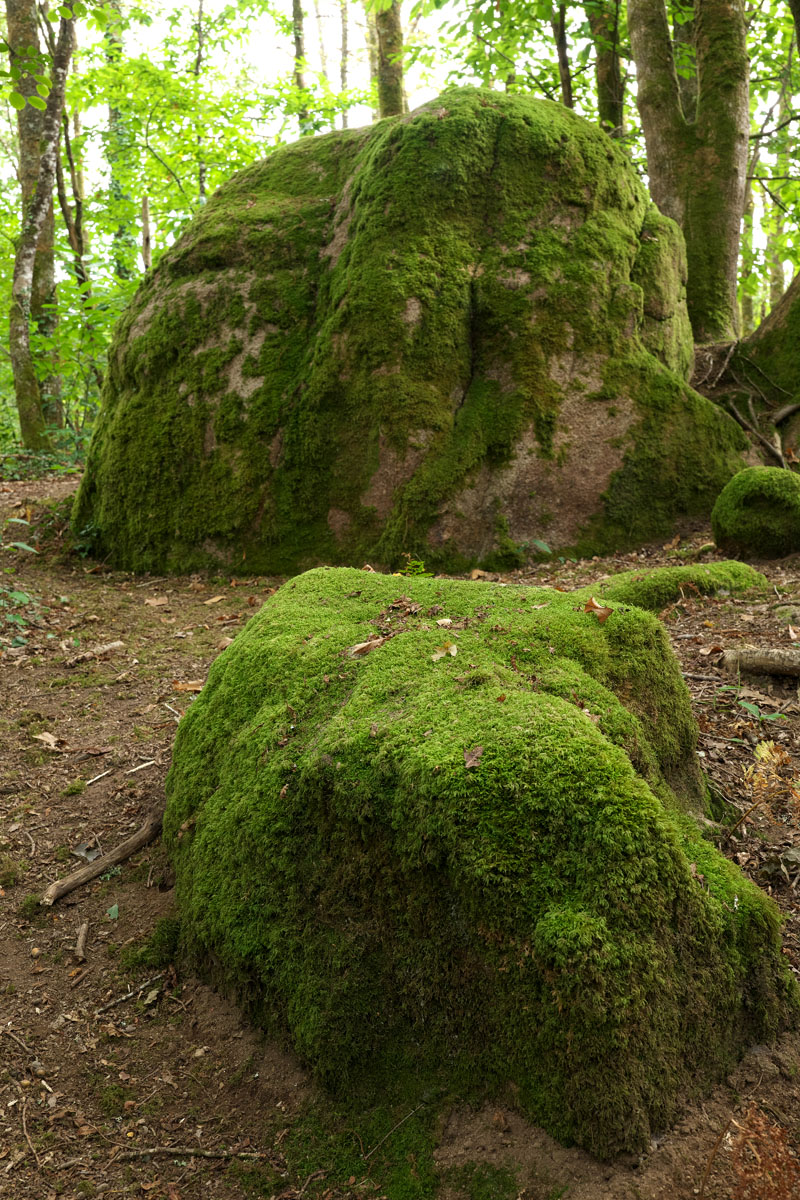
xmin=712 ymin=467 xmax=800 ymax=558
xmin=0 ymin=854 xmax=23 ymax=889
xmin=164 ymin=567 xmax=797 ymax=1159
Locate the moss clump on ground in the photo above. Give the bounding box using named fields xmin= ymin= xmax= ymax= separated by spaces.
xmin=712 ymin=467 xmax=800 ymax=558
xmin=585 ymin=560 xmax=767 ymax=611
xmin=75 ymin=88 xmax=747 ymax=576
xmin=164 ymin=567 xmax=796 ymax=1159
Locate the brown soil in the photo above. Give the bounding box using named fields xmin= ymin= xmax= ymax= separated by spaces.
xmin=2 ymin=476 xmax=800 ymax=1200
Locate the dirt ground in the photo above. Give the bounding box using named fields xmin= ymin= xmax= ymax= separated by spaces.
xmin=2 ymin=475 xmax=800 ymax=1200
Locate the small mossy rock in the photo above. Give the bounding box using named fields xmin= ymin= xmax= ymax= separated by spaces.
xmin=164 ymin=567 xmax=796 ymax=1159
xmin=588 ymin=560 xmax=767 ymax=611
xmin=712 ymin=467 xmax=800 ymax=558
xmin=74 ymin=88 xmax=749 ymax=575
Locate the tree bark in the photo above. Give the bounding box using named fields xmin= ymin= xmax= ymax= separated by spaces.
xmin=375 ymin=1 xmax=403 ymax=118
xmin=105 ymin=1 xmax=134 ymax=278
xmin=584 ymin=0 xmax=624 ymax=135
xmin=550 ymin=5 xmax=573 ymax=108
xmin=193 ymin=0 xmax=207 ymax=197
xmin=627 ymin=0 xmax=749 ymax=343
xmin=292 ymin=0 xmax=310 ymax=129
xmin=6 ymin=0 xmax=63 ymax=438
xmin=340 ymin=0 xmax=349 ymax=128
xmin=363 ymin=2 xmax=379 ymax=120
xmin=6 ymin=6 xmax=73 ymax=449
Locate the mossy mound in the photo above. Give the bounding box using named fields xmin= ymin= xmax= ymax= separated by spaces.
xmin=712 ymin=467 xmax=800 ymax=558
xmin=74 ymin=88 xmax=748 ymax=575
xmin=164 ymin=567 xmax=796 ymax=1159
xmin=588 ymin=560 xmax=766 ymax=611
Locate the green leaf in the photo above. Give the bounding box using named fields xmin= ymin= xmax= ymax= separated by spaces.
xmin=36 ymin=82 xmax=51 ymax=98
xmin=6 ymin=517 xmax=30 ymax=525
xmin=9 ymin=92 xmax=26 ymax=110
xmin=738 ymin=700 xmax=761 ymax=718
xmin=6 ymin=542 xmax=39 ymax=553
xmin=27 ymin=95 xmax=47 ymax=111
xmin=107 ymin=903 xmax=119 ymax=920
xmin=57 ymin=5 xmax=74 ymax=17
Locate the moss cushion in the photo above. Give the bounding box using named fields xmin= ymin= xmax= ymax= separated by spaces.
xmin=164 ymin=567 xmax=796 ymax=1158
xmin=712 ymin=467 xmax=800 ymax=558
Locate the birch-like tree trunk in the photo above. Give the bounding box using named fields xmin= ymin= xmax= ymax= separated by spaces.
xmin=375 ymin=1 xmax=403 ymax=118
xmin=340 ymin=0 xmax=349 ymax=128
xmin=6 ymin=0 xmax=63 ymax=434
xmin=8 ymin=13 xmax=74 ymax=449
xmin=292 ymin=0 xmax=310 ymax=129
xmin=627 ymin=0 xmax=749 ymax=342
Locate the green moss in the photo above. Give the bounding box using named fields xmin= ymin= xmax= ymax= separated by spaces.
xmin=61 ymin=779 xmax=86 ymax=797
xmin=0 ymin=854 xmax=22 ymax=888
xmin=75 ymin=89 xmax=747 ymax=575
xmin=163 ymin=568 xmax=797 ymax=1160
xmin=712 ymin=467 xmax=800 ymax=558
xmin=119 ymin=916 xmax=181 ymax=973
xmin=586 ymin=560 xmax=767 ymax=611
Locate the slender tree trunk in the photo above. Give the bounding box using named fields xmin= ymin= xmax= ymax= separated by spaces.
xmin=6 ymin=0 xmax=63 ymax=434
xmin=739 ymin=154 xmax=756 ymax=335
xmin=141 ymin=193 xmax=152 ymax=271
xmin=292 ymin=0 xmax=310 ymax=129
xmin=340 ymin=0 xmax=349 ymax=128
xmin=8 ymin=14 xmax=74 ymax=450
xmin=105 ymin=0 xmax=134 ymax=279
xmin=550 ymin=5 xmax=573 ymax=108
xmin=363 ymin=2 xmax=379 ymax=120
xmin=375 ymin=1 xmax=403 ymax=118
xmin=193 ymin=0 xmax=207 ymax=197
xmin=627 ymin=0 xmax=749 ymax=343
xmin=584 ymin=0 xmax=624 ymax=135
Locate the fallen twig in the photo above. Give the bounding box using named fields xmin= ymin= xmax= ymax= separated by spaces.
xmin=95 ymin=973 xmax=165 ymax=1016
xmin=698 ymin=1116 xmax=733 ymax=1200
xmin=363 ymin=1103 xmax=426 ymax=1161
xmin=66 ymin=640 xmax=125 ymax=668
xmin=74 ymin=921 xmax=89 ymax=962
xmin=41 ymin=811 xmax=163 ymax=906
xmin=109 ymin=1144 xmax=272 ymax=1163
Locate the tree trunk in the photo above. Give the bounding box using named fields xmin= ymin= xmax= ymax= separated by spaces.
xmin=584 ymin=0 xmax=624 ymax=135
xmin=193 ymin=0 xmax=207 ymax=197
xmin=550 ymin=5 xmax=573 ymax=108
xmin=292 ymin=0 xmax=310 ymax=129
xmin=739 ymin=151 xmax=756 ymax=335
xmin=627 ymin=0 xmax=749 ymax=343
xmin=105 ymin=1 xmax=134 ymax=278
xmin=5 ymin=0 xmax=63 ymax=436
xmin=340 ymin=0 xmax=349 ymax=128
xmin=8 ymin=13 xmax=74 ymax=450
xmin=375 ymin=1 xmax=403 ymax=118
xmin=363 ymin=2 xmax=379 ymax=120
xmin=741 ymin=271 xmax=800 ymax=403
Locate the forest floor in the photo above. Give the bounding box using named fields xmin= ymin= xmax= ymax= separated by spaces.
xmin=2 ymin=474 xmax=800 ymax=1200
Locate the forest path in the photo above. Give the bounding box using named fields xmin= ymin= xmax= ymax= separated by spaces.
xmin=1 ymin=474 xmax=800 ymax=1200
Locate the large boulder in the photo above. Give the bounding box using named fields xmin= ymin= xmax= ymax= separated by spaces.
xmin=74 ymin=88 xmax=748 ymax=574
xmin=163 ymin=567 xmax=796 ymax=1159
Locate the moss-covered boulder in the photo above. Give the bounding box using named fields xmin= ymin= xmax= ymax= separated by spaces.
xmin=75 ymin=88 xmax=749 ymax=574
xmin=164 ymin=567 xmax=796 ymax=1158
xmin=592 ymin=560 xmax=766 ymax=610
xmin=712 ymin=467 xmax=800 ymax=558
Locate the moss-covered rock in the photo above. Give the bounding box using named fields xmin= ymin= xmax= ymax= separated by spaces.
xmin=75 ymin=88 xmax=748 ymax=575
xmin=712 ymin=467 xmax=800 ymax=558
xmin=164 ymin=567 xmax=796 ymax=1159
xmin=587 ymin=560 xmax=767 ymax=611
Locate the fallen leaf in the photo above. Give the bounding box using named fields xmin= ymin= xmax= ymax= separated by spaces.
xmin=347 ymin=635 xmax=392 ymax=657
xmin=464 ymin=745 xmax=484 ymax=769
xmin=584 ymin=596 xmax=613 ymax=624
xmin=496 ymin=694 xmax=506 ymax=702
xmin=432 ymin=641 xmax=458 ymax=662
xmin=144 ymin=597 xmax=168 ymax=607
xmin=699 ymin=644 xmax=723 ymax=656
xmin=32 ymin=732 xmax=68 ymax=751
xmin=436 ymin=617 xmax=452 ymax=627
xmin=470 ymin=568 xmax=490 ymax=580
xmin=172 ymin=680 xmax=204 ymax=692
xmin=204 ymin=595 xmax=225 ymax=605
xmin=790 ymin=625 xmax=799 ymax=642
xmin=106 ymin=904 xmax=119 ymax=921
xmin=143 ymin=987 xmax=161 ymax=1006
